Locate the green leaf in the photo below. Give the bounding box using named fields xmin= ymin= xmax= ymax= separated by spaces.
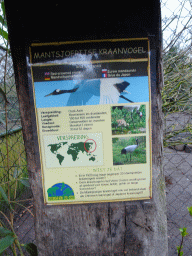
xmin=177 ymin=246 xmax=183 ymax=255
xmin=187 ymin=206 xmax=192 ymax=216
xmin=0 ymin=15 xmax=7 ymax=28
xmin=0 ymin=236 xmax=15 ymax=254
xmin=0 ymin=27 xmax=8 ymax=41
xmin=0 ymin=186 xmax=9 ymax=204
xmin=24 ymin=243 xmax=38 ymax=256
xmin=0 ymin=186 xmax=14 ymax=211
xmin=13 ymin=168 xmax=21 ymax=179
xmin=19 ymin=178 xmax=30 ymax=188
xmin=179 ymin=227 xmax=188 ymax=237
xmin=0 ymin=227 xmax=13 ymax=237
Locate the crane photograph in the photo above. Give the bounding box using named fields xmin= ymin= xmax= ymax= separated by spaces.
xmin=112 ymin=136 xmax=146 ymax=165
xmin=33 ymin=76 xmax=149 ymax=108
xmin=111 ymin=104 xmax=146 ymax=135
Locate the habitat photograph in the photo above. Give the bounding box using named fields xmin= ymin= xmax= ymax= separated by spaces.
xmin=112 ymin=136 xmax=146 ymax=165
xmin=33 ymin=76 xmax=149 ymax=108
xmin=111 ymin=105 xmax=146 ymax=135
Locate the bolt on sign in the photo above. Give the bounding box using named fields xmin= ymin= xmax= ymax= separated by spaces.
xmin=29 ymin=38 xmax=152 ymax=204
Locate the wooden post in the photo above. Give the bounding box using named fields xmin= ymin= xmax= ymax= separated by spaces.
xmin=5 ymin=0 xmax=168 ymax=255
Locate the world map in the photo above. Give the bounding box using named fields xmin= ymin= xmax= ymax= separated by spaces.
xmin=48 ymin=141 xmax=96 ymax=165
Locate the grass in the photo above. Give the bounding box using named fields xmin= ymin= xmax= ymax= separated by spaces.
xmin=112 ymin=124 xmax=146 ymax=135
xmin=0 ymin=130 xmax=28 ymax=209
xmin=112 ymin=136 xmax=146 ymax=165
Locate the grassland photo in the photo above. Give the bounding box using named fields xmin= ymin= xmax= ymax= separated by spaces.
xmin=112 ymin=136 xmax=146 ymax=165
xmin=111 ymin=105 xmax=146 ymax=135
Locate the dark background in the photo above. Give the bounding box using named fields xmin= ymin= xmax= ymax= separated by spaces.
xmin=5 ymin=1 xmax=160 ymax=47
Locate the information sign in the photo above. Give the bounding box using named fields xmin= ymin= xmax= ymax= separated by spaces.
xmin=29 ymin=38 xmax=152 ymax=204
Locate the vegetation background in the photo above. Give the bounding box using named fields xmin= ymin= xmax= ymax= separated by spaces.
xmin=111 ymin=105 xmax=146 ymax=135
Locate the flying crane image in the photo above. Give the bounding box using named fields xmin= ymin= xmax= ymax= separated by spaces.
xmin=44 ymin=78 xmax=133 ymax=106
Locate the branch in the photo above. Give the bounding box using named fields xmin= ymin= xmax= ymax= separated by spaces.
xmin=163 ymin=16 xmax=192 ymax=52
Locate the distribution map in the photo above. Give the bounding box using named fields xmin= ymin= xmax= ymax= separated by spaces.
xmin=48 ymin=141 xmax=96 ymax=165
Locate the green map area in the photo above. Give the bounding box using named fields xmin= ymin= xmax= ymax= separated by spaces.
xmin=48 ymin=142 xmax=96 ymax=165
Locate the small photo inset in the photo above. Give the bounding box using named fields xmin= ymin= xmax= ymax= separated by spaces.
xmin=112 ymin=136 xmax=146 ymax=165
xmin=111 ymin=105 xmax=146 ymax=135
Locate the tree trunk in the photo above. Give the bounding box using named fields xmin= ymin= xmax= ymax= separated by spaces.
xmin=13 ymin=39 xmax=168 ymax=256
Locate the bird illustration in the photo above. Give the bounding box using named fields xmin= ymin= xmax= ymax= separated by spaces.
xmin=121 ymin=138 xmax=139 ymax=162
xmin=45 ymin=78 xmax=133 ymax=106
